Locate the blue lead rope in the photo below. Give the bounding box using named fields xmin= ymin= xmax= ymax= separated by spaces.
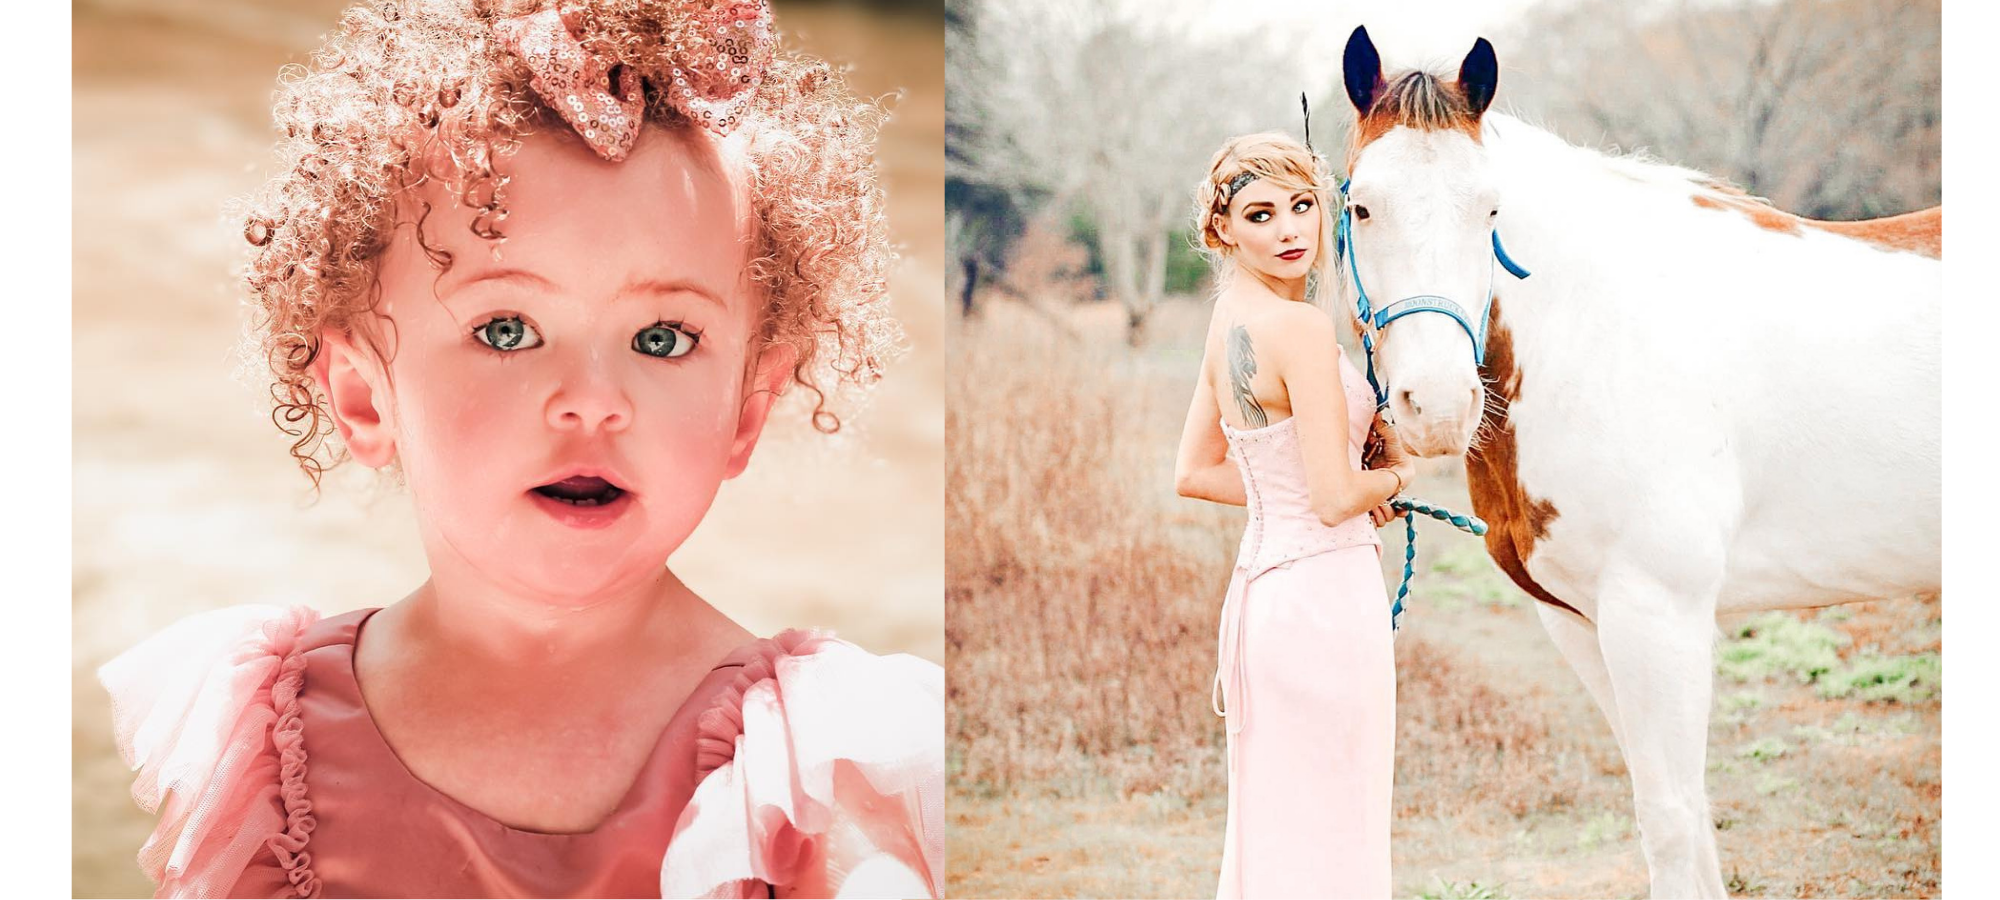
xmin=1334 ymin=179 xmax=1526 ymax=631
xmin=1385 ymin=498 xmax=1488 ymax=631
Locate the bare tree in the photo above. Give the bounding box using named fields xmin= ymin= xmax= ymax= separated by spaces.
xmin=949 ymin=0 xmax=1307 ymax=343
xmin=947 ymin=0 xmax=1028 ymax=318
xmin=1499 ymin=0 xmax=1939 ymax=220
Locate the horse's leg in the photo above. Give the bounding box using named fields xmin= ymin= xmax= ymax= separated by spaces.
xmin=1534 ymin=602 xmax=1626 ymax=756
xmin=1594 ymin=559 xmax=1727 ymax=900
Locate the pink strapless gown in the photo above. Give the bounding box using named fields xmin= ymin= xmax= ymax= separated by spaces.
xmin=1213 ymin=351 xmax=1394 ymax=899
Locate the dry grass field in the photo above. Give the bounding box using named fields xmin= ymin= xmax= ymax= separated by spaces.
xmin=946 ymin=297 xmax=1939 ymax=899
xmin=72 ymin=2 xmax=942 ymax=895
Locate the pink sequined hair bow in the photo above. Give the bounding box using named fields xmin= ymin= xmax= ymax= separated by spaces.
xmin=493 ymin=0 xmax=775 ymax=162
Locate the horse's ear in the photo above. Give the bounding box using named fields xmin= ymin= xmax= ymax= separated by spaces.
xmin=1343 ymin=26 xmax=1384 ymax=115
xmin=1458 ymin=37 xmax=1499 ymax=118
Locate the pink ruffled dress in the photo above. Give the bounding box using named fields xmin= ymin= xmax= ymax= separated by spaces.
xmin=99 ymin=606 xmax=943 ymax=899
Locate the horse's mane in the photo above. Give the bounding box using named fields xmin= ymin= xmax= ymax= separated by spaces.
xmin=1484 ymin=114 xmax=1779 ymax=213
xmin=1351 ymin=63 xmax=1766 ymax=215
xmin=1373 ymin=71 xmax=1472 ymax=133
xmin=1344 ymin=71 xmax=1479 ymax=171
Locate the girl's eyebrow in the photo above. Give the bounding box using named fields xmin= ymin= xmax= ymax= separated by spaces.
xmin=446 ymin=268 xmax=724 ymax=309
xmin=622 ymin=277 xmax=726 ymax=309
xmin=445 ymin=267 xmax=555 ymax=296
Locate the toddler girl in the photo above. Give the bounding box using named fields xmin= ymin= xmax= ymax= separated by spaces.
xmin=97 ymin=1 xmax=941 ymax=896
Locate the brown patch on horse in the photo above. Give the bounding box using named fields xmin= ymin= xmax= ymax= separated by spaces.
xmin=1810 ymin=206 xmax=1942 ymax=259
xmin=1463 ymin=296 xmax=1586 ymax=619
xmin=1692 ymin=181 xmax=1943 ymax=258
xmin=1690 ymin=188 xmax=1802 ymax=235
xmin=1346 ymin=72 xmax=1482 ymax=173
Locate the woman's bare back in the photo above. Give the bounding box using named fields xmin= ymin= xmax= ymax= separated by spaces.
xmin=1204 ymin=289 xmax=1326 ymax=431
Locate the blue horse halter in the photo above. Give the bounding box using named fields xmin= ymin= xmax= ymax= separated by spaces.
xmin=1335 ymin=178 xmax=1531 ymax=399
xmin=1331 ymin=177 xmax=1531 ymax=630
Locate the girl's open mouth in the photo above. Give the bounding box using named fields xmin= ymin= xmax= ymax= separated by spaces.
xmin=532 ymin=476 xmax=626 ymax=506
xmin=527 ymin=476 xmax=633 ymax=528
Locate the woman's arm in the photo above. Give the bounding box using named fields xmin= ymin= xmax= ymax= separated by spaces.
xmin=1174 ymin=356 xmax=1247 ymax=506
xmin=1271 ymin=309 xmax=1411 ymax=526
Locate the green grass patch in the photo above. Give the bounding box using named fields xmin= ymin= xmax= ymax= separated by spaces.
xmin=1727 ymin=870 xmax=1768 ymax=895
xmin=1470 ymin=580 xmax=1524 ymax=608
xmin=1717 ymin=613 xmax=1941 ymax=704
xmin=1418 ymin=878 xmax=1510 ymax=900
xmin=1815 ymin=652 xmax=1940 ymax=702
xmin=1428 ymin=540 xmax=1494 ymax=578
xmin=1737 ymin=737 xmax=1789 ymax=762
xmin=1718 ymin=613 xmax=1848 ymax=684
xmin=1754 ymin=773 xmax=1799 ymax=796
xmin=1575 ymin=811 xmax=1628 ymax=851
xmin=1721 ymin=691 xmax=1763 ymax=712
xmin=1423 ymin=540 xmax=1525 ymax=609
xmin=1826 ymin=710 xmax=1920 ymax=735
xmin=1719 ymin=690 xmax=1764 ymax=717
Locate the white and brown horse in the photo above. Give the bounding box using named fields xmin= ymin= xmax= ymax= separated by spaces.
xmin=1334 ymin=26 xmax=1941 ymax=900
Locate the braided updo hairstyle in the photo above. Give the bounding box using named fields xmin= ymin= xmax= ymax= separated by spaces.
xmin=237 ymin=0 xmax=899 ymax=491
xmin=1191 ymin=131 xmax=1333 ymax=281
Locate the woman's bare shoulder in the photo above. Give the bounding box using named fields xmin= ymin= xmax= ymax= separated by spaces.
xmin=1243 ymin=302 xmax=1337 ymax=363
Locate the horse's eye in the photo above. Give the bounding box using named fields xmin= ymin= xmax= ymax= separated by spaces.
xmin=1490 ymin=208 xmax=1500 ymax=217
xmin=1353 ymin=205 xmax=1371 ymax=220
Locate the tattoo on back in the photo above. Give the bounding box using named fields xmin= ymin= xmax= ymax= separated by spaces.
xmin=1228 ymin=325 xmax=1269 ymax=428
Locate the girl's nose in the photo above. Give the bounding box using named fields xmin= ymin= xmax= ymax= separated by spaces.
xmin=545 ymin=353 xmax=633 ymax=434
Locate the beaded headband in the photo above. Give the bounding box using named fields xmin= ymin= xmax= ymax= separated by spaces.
xmin=1218 ymin=171 xmax=1259 ymax=208
xmin=493 ymin=1 xmax=776 ymax=163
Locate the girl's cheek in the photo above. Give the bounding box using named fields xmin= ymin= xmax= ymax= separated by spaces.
xmin=629 ymin=356 xmax=745 ymax=440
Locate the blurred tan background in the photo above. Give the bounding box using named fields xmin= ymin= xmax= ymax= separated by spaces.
xmin=71 ymin=0 xmax=942 ymax=894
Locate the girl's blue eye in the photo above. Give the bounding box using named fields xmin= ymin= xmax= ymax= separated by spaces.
xmin=633 ymin=322 xmax=700 ymax=359
xmin=473 ymin=316 xmax=542 ymax=351
xmin=1293 ymin=199 xmax=1314 ymax=213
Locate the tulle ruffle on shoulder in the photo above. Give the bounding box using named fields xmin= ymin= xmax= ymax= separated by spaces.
xmin=99 ymin=604 xmax=323 ymax=899
xmin=661 ymin=630 xmax=945 ymax=899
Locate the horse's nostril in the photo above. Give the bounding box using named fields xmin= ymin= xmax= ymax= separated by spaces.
xmin=1398 ymin=388 xmax=1420 ymax=416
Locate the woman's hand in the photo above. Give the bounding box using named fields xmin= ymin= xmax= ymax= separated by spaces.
xmin=1368 ymin=502 xmax=1405 ymax=528
xmin=1366 ymin=411 xmax=1413 ymax=473
xmin=1364 ymin=409 xmax=1403 ymax=468
xmin=1366 ymin=411 xmax=1416 ymax=528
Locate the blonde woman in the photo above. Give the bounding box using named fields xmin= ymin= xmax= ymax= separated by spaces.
xmin=1174 ymin=132 xmax=1412 ymax=899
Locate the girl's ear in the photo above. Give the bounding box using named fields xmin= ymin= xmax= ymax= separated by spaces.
xmin=310 ymin=328 xmax=399 ymax=468
xmin=724 ymin=340 xmax=801 ymax=480
xmin=1215 ymin=213 xmax=1235 ymax=248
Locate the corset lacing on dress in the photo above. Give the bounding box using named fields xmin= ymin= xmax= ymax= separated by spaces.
xmin=1211 ymin=351 xmax=1382 ymax=736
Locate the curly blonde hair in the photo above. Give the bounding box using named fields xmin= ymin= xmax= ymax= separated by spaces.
xmin=236 ymin=0 xmax=899 ymax=490
xmin=1191 ymin=131 xmax=1334 ymax=284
